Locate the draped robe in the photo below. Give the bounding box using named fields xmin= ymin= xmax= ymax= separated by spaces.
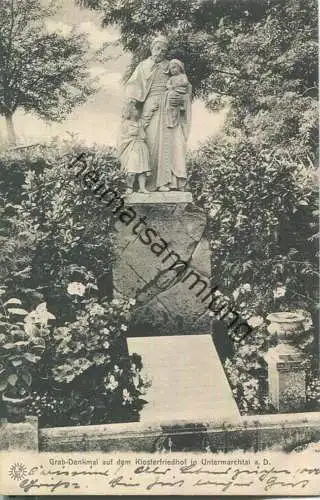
xmin=126 ymin=57 xmax=191 ymax=190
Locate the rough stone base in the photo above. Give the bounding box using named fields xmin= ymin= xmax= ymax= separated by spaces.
xmin=113 ymin=201 xmax=213 ymax=336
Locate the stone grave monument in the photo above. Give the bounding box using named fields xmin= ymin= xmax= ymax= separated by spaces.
xmin=114 ymin=34 xmax=240 ymax=422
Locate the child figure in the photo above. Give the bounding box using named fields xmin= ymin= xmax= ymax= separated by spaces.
xmin=118 ymin=101 xmax=150 ymax=194
xmin=166 ymin=58 xmax=189 ymax=128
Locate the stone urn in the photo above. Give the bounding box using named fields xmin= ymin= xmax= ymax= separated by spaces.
xmin=266 ymin=311 xmax=306 ymax=343
xmin=2 ymin=393 xmax=31 ymax=422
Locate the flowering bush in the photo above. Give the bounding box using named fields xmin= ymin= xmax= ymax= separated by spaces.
xmin=306 ymin=377 xmax=320 ymax=410
xmin=189 ymin=137 xmax=318 ymax=414
xmin=22 ymin=281 xmax=150 ymax=427
xmin=0 ymin=142 xmax=150 ymax=425
xmin=52 ymin=295 xmax=132 ymax=383
xmin=0 ymin=289 xmax=54 ymax=401
xmin=26 ymin=353 xmax=151 ymax=427
xmin=223 ymin=320 xmax=271 ymax=414
xmin=189 ymin=138 xmax=318 ymax=318
xmin=7 ymin=141 xmax=125 ymax=321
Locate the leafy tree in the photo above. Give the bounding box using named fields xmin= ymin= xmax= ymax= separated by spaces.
xmin=77 ymin=0 xmax=318 ymax=156
xmin=0 ymin=0 xmax=94 ymax=144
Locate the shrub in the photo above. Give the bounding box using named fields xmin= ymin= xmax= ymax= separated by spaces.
xmin=1 ymin=141 xmax=125 ymax=312
xmin=0 ymin=292 xmax=54 ymax=400
xmin=0 ymin=141 xmax=150 ymax=425
xmin=188 ymin=136 xmax=319 ymax=414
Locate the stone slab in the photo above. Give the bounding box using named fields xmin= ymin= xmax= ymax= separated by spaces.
xmin=125 ymin=191 xmax=193 ymax=204
xmin=127 ymin=334 xmax=241 ymax=422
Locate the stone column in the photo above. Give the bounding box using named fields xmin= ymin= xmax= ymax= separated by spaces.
xmin=264 ymin=312 xmax=309 ymax=412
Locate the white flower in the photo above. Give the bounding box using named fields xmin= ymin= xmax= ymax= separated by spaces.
xmin=103 ymin=341 xmax=109 ymax=349
xmin=129 ymin=298 xmax=136 ymax=306
xmin=111 ymin=298 xmax=120 ymax=306
xmin=241 ymin=283 xmax=251 ymax=292
xmin=273 ymin=286 xmax=286 ymax=298
xmin=89 ymin=303 xmax=105 ymax=316
xmin=208 ymin=204 xmax=221 ymax=218
xmin=132 ymin=374 xmax=140 ymax=388
xmin=26 ymin=302 xmax=55 ymax=327
xmin=232 ymin=288 xmax=240 ymax=301
xmin=120 ymin=324 xmax=127 ymax=332
xmin=122 ymin=388 xmax=133 ymax=403
xmin=102 ymin=328 xmax=110 ymax=335
xmin=24 ymin=317 xmax=36 ymax=335
xmin=105 ymin=374 xmax=118 ymax=391
xmin=67 ymin=282 xmax=86 ymax=296
xmin=247 ymin=315 xmax=264 ymax=328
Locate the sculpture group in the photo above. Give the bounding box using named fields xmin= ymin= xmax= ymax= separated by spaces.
xmin=118 ymin=35 xmax=192 ymax=194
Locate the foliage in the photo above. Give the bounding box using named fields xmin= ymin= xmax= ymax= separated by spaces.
xmin=0 ymin=0 xmax=95 ymax=142
xmin=51 ymin=295 xmax=132 ymax=383
xmin=281 ymin=385 xmax=306 ymax=412
xmin=27 ymin=347 xmax=151 ymax=427
xmin=224 ymin=357 xmax=263 ymax=414
xmin=0 ymin=142 xmax=150 ymax=425
xmin=77 ymin=0 xmax=317 ymax=156
xmin=189 ymin=138 xmax=318 ymax=319
xmin=0 ymin=0 xmax=317 ymax=421
xmin=0 ymin=141 xmax=125 ymax=318
xmin=188 ymin=136 xmax=318 ymax=414
xmin=223 ymin=314 xmax=272 ymax=414
xmin=0 ymin=290 xmax=54 ymax=399
xmin=306 ymin=376 xmax=320 ymax=410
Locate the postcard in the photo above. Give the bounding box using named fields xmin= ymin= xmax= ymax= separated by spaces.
xmin=0 ymin=0 xmax=319 ymax=495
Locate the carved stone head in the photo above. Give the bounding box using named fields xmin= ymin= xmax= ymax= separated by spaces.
xmin=151 ymin=34 xmax=168 ymax=62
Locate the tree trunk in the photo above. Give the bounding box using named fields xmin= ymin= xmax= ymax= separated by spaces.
xmin=5 ymin=112 xmax=16 ymax=145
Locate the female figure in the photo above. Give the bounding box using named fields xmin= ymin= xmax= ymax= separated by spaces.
xmin=166 ymin=59 xmax=189 ymax=128
xmin=118 ymin=102 xmax=150 ymax=194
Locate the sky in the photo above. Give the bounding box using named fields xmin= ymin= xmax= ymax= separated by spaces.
xmin=0 ymin=0 xmax=226 ymax=149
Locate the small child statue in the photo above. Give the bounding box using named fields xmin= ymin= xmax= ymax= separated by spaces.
xmin=118 ymin=101 xmax=150 ymax=194
xmin=166 ymin=58 xmax=190 ymax=128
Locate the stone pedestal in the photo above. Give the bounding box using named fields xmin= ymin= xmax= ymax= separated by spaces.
xmin=113 ymin=193 xmax=213 ymax=336
xmin=125 ymin=191 xmax=193 ymax=204
xmin=264 ymin=312 xmax=309 ymax=412
xmin=264 ymin=344 xmax=307 ymax=412
xmin=0 ymin=416 xmax=39 ymax=450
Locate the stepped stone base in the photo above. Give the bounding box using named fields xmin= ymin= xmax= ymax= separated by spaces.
xmin=125 ymin=191 xmax=193 ymax=204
